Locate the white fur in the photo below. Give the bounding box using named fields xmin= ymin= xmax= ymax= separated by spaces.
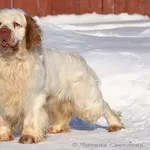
xmin=0 ymin=9 xmax=124 ymax=143
xmin=0 ymin=9 xmax=26 ymax=46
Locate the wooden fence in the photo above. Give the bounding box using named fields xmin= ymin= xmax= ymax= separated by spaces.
xmin=0 ymin=0 xmax=150 ymax=17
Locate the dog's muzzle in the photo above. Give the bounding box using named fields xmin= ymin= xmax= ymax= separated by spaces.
xmin=0 ymin=26 xmax=11 ymax=47
xmin=0 ymin=26 xmax=19 ymax=54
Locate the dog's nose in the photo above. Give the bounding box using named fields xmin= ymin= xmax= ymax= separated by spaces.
xmin=0 ymin=27 xmax=11 ymax=40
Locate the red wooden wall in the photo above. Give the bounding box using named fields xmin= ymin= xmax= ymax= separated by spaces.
xmin=0 ymin=0 xmax=150 ymax=17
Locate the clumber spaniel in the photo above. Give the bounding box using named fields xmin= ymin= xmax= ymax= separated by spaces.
xmin=0 ymin=9 xmax=124 ymax=144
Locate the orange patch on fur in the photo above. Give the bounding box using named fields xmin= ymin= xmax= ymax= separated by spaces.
xmin=25 ymin=15 xmax=42 ymax=50
xmin=47 ymin=126 xmax=70 ymax=134
xmin=108 ymin=125 xmax=125 ymax=132
xmin=0 ymin=133 xmax=13 ymax=141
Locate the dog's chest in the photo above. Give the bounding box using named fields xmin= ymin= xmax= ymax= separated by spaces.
xmin=0 ymin=58 xmax=31 ymax=116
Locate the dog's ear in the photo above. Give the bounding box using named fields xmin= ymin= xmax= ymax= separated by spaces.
xmin=25 ymin=15 xmax=42 ymax=50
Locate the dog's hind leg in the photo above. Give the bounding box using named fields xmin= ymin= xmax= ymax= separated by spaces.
xmin=71 ymin=76 xmax=124 ymax=132
xmin=103 ymin=101 xmax=124 ymax=132
xmin=47 ymin=100 xmax=73 ymax=134
xmin=72 ymin=79 xmax=104 ymax=124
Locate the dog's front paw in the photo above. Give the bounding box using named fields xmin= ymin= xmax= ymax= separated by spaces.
xmin=19 ymin=135 xmax=41 ymax=144
xmin=0 ymin=133 xmax=14 ymax=142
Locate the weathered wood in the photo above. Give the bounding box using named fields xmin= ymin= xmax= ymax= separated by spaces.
xmin=0 ymin=0 xmax=11 ymax=9
xmin=115 ymin=0 xmax=127 ymax=14
xmin=143 ymin=0 xmax=150 ymax=16
xmin=103 ymin=0 xmax=115 ymax=14
xmin=127 ymin=0 xmax=144 ymax=14
xmin=89 ymin=0 xmax=102 ymax=13
xmin=0 ymin=0 xmax=150 ymax=16
xmin=52 ymin=0 xmax=65 ymax=15
xmin=65 ymin=0 xmax=78 ymax=14
xmin=78 ymin=0 xmax=90 ymax=14
xmin=39 ymin=0 xmax=53 ymax=16
xmin=13 ymin=0 xmax=38 ymax=16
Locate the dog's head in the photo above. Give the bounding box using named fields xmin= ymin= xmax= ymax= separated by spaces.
xmin=0 ymin=9 xmax=42 ymax=56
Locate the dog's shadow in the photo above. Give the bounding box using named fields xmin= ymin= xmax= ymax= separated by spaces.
xmin=70 ymin=117 xmax=107 ymax=131
xmin=15 ymin=117 xmax=107 ymax=137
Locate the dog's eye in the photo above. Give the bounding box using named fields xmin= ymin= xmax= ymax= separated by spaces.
xmin=0 ymin=22 xmax=1 ymax=26
xmin=13 ymin=22 xmax=22 ymax=28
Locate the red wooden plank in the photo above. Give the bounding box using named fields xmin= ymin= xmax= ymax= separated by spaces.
xmin=13 ymin=0 xmax=38 ymax=16
xmin=78 ymin=0 xmax=90 ymax=14
xmin=52 ymin=0 xmax=65 ymax=15
xmin=0 ymin=0 xmax=11 ymax=9
xmin=89 ymin=0 xmax=102 ymax=14
xmin=127 ymin=0 xmax=144 ymax=14
xmin=65 ymin=0 xmax=78 ymax=14
xmin=39 ymin=0 xmax=53 ymax=16
xmin=1 ymin=0 xmax=148 ymax=17
xmin=103 ymin=0 xmax=115 ymax=14
xmin=143 ymin=0 xmax=150 ymax=16
xmin=115 ymin=0 xmax=127 ymax=14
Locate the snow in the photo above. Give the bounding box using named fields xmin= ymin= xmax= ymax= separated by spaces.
xmin=1 ymin=13 xmax=150 ymax=149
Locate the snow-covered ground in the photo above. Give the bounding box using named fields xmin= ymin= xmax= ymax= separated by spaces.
xmin=1 ymin=13 xmax=150 ymax=149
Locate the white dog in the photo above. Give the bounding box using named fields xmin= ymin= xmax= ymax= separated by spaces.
xmin=0 ymin=8 xmax=124 ymax=144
